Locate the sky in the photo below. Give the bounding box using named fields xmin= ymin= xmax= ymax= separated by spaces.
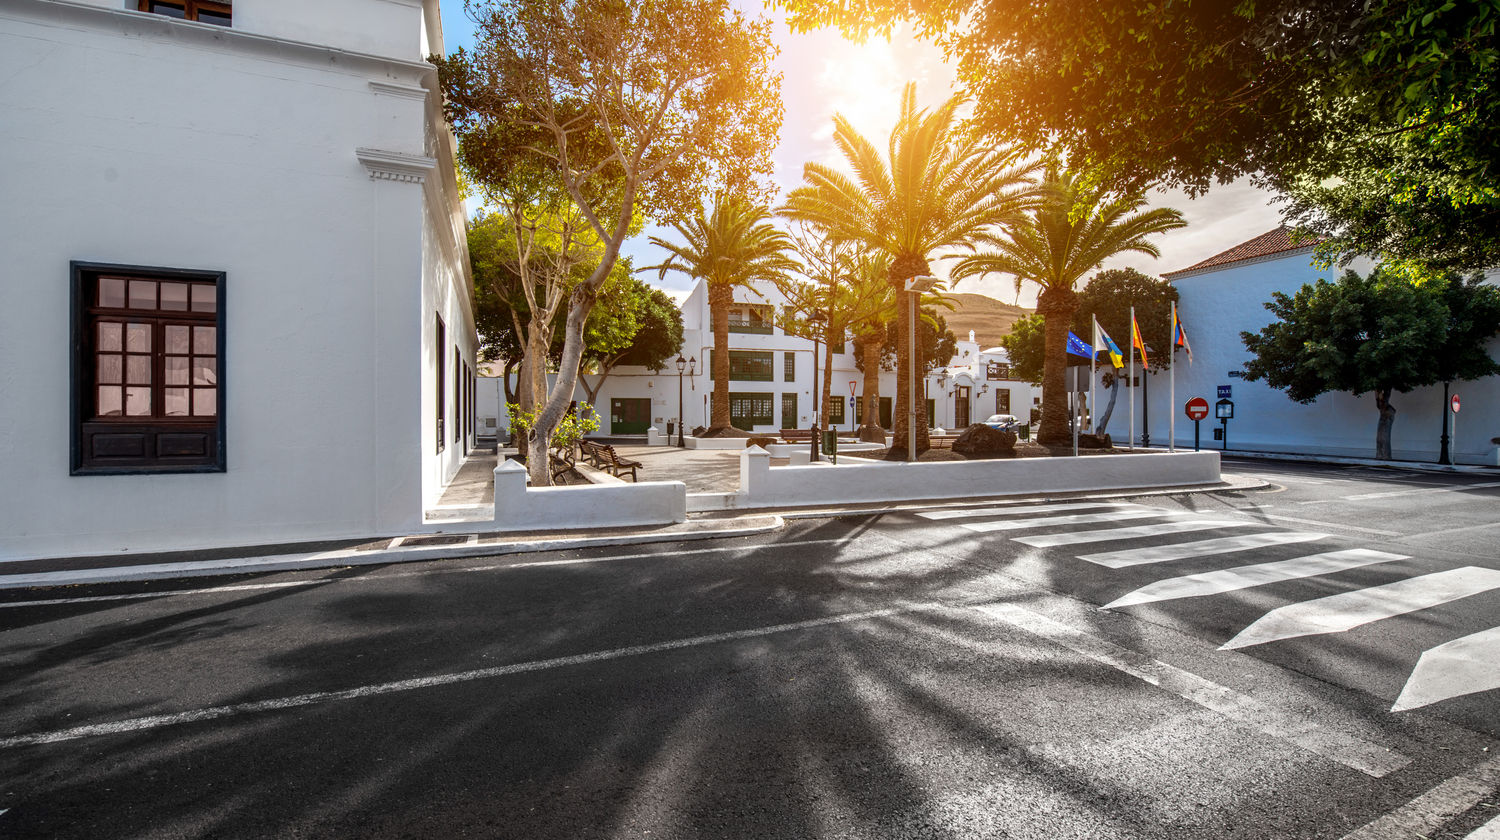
xmin=436 ymin=1 xmax=1286 ymax=308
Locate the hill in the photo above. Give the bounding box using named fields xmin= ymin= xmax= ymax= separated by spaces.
xmin=940 ymin=293 xmax=1033 ymax=348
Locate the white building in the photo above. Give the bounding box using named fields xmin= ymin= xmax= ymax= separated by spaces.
xmin=0 ymin=0 xmax=477 ymax=559
xmin=478 ymin=279 xmax=1038 ymax=439
xmin=1144 ymin=228 xmax=1499 ymax=464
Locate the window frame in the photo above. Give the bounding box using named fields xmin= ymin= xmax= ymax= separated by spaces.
xmin=728 ymin=392 xmax=774 ymax=430
xmin=137 ymin=0 xmax=233 ymax=25
xmin=435 ymin=315 xmax=446 ymax=454
xmin=70 ymin=261 xmax=226 ymax=476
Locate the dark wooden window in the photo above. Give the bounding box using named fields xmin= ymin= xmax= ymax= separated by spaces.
xmin=783 ymin=352 xmax=796 ymax=382
xmin=780 ymin=392 xmax=797 ymax=427
xmin=452 ymin=347 xmax=461 ymax=444
xmin=435 ymin=315 xmax=445 ymax=454
xmin=729 ymin=392 xmax=773 ymax=430
xmin=709 ymin=350 xmax=774 ymax=382
xmin=139 ymin=0 xmax=232 ymax=25
xmin=72 ymin=262 xmax=225 ymax=474
xmin=987 ymin=361 xmax=1011 ymax=380
xmin=827 ymin=394 xmax=846 ymax=425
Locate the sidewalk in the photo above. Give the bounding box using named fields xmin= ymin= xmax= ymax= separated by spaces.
xmin=0 ymin=471 xmax=1263 ymax=592
xmin=1174 ymin=446 xmax=1499 ymax=474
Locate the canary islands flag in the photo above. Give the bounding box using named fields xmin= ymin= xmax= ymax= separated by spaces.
xmin=1093 ymin=320 xmax=1124 ymax=369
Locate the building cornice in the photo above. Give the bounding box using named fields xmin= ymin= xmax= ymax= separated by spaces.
xmin=356 ymin=147 xmax=437 ymax=183
xmin=1164 ymin=244 xmax=1318 ymax=281
xmin=369 ymin=80 xmax=429 ymax=101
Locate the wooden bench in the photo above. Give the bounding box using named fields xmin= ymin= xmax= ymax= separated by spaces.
xmin=548 ymin=444 xmax=576 ymax=483
xmin=779 ymin=428 xmax=814 ymax=443
xmin=580 ymin=440 xmax=641 ymax=482
xmin=927 ymin=434 xmax=959 ymax=450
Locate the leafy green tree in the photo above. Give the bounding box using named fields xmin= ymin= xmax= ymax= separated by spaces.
xmin=998 ymin=313 xmax=1045 ymax=387
xmin=952 ymin=166 xmax=1184 ymax=444
xmin=781 ymin=82 xmax=1037 ymax=455
xmin=575 ymin=280 xmax=684 ymax=406
xmin=1241 ymin=267 xmax=1500 ymax=460
xmin=646 ymin=195 xmax=796 ymax=434
xmin=437 ymin=0 xmax=781 ymax=481
xmin=777 ymin=0 xmax=1500 ymax=271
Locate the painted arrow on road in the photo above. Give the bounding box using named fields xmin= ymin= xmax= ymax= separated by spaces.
xmin=1392 ymin=625 xmax=1500 ymax=712
xmin=1222 ymin=567 xmax=1500 ymax=650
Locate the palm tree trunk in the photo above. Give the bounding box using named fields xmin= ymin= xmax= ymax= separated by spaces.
xmin=708 ymin=282 xmax=733 ymax=432
xmin=859 ymin=335 xmax=884 ymax=442
xmin=821 ymin=322 xmax=835 ymax=429
xmin=888 ymin=254 xmax=931 ymax=457
xmin=1037 ymin=286 xmax=1079 ymax=445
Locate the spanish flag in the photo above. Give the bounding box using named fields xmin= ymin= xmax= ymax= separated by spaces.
xmin=1132 ymin=313 xmax=1148 ymax=367
xmin=1172 ymin=305 xmax=1193 ymax=362
xmin=1093 ymin=319 xmax=1124 ymax=370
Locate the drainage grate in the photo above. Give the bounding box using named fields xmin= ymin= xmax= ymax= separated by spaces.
xmin=394 ymin=534 xmax=477 ymax=548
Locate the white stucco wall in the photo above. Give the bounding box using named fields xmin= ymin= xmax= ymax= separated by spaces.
xmin=0 ymin=0 xmax=473 ymax=559
xmin=1148 ymin=251 xmax=1499 ymax=464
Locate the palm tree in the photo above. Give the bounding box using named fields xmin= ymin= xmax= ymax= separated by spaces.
xmin=781 ymin=82 xmax=1037 ymax=457
xmin=646 ymin=195 xmax=796 ymax=435
xmin=952 ymin=165 xmax=1187 ymax=445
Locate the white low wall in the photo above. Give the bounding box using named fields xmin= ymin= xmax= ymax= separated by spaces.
xmin=684 ymin=435 xmax=752 ymax=450
xmin=493 ymin=461 xmax=686 ymax=529
xmin=737 ymin=447 xmax=1221 ymax=508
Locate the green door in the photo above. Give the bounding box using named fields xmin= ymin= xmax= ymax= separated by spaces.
xmin=610 ymin=398 xmax=652 ymax=434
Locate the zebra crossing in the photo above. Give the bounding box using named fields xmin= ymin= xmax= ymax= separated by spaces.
xmin=913 ymin=501 xmax=1500 ymax=714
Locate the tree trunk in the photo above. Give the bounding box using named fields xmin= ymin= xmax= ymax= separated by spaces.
xmin=1096 ymin=372 xmax=1120 ymax=434
xmin=1036 ymin=286 xmax=1080 ymax=445
xmin=1375 ymin=387 xmax=1396 ymax=460
xmin=523 ymin=326 xmax=553 ymax=485
xmin=888 ymin=253 xmax=931 ymax=458
xmin=708 ymin=281 xmax=733 ymax=432
xmin=859 ymin=335 xmax=884 ymax=442
xmin=821 ymin=321 xmax=836 ymax=430
xmin=502 ymin=358 xmax=518 ymax=407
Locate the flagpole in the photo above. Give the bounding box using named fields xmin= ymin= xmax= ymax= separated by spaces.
xmin=1090 ymin=316 xmax=1098 ymax=435
xmin=1169 ymin=302 xmax=1176 ymax=453
xmin=1129 ymin=306 xmax=1136 ymax=450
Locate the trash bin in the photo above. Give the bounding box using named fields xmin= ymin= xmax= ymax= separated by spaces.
xmin=822 ymin=429 xmax=837 ymax=458
xmin=1017 ymin=424 xmax=1031 ymax=441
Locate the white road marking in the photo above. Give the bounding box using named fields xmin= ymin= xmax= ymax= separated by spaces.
xmin=1404 ymin=519 xmax=1500 ymax=540
xmin=1254 ymin=513 xmax=1401 ymax=537
xmin=1391 ymin=626 xmax=1500 ymax=712
xmin=1079 ymin=531 xmax=1329 ymax=569
xmin=960 ymin=508 xmax=1179 ymax=533
xmin=0 ymin=538 xmax=856 ymax=609
xmin=917 ymin=502 xmax=1139 ymax=521
xmin=1310 ymin=480 xmax=1500 ymax=503
xmin=1013 ymin=519 xmax=1252 ymax=548
xmin=1222 ymin=567 xmax=1500 ymax=650
xmin=1465 ymin=813 xmax=1500 ymax=840
xmin=0 ymin=600 xmax=951 ymax=749
xmin=975 ymin=603 xmax=1410 ymax=778
xmin=1338 ymin=755 xmax=1500 ymax=839
xmin=1102 ymin=549 xmax=1408 ymax=609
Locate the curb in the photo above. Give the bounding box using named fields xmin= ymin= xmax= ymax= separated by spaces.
xmin=0 ymin=516 xmax=786 ymax=591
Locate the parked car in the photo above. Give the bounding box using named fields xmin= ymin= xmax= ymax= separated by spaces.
xmin=983 ymin=414 xmax=1019 ymax=430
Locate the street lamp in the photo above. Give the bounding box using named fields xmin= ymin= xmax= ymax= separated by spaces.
xmin=675 ymin=355 xmax=694 ymax=447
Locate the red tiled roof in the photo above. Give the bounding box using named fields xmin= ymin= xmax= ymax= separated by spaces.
xmin=1164 ymin=226 xmax=1322 ymax=277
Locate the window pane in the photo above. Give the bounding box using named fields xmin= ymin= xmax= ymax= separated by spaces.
xmin=125 ymin=386 xmax=151 ymax=416
xmin=193 ymin=326 xmax=216 ymax=355
xmin=128 ymin=280 xmax=156 ymax=309
xmin=164 ymin=388 xmax=190 ymax=417
xmin=126 ymin=322 xmax=152 ymax=352
xmin=196 ymin=9 xmax=231 ymax=25
xmin=97 ymin=386 xmax=123 ymax=417
xmin=98 ymin=278 xmax=127 ymax=308
xmin=97 ymin=354 xmax=123 ymax=385
xmin=97 ymin=322 xmax=122 ymax=351
xmin=192 ymin=357 xmax=216 ymax=385
xmin=126 ymin=355 xmax=152 ymax=385
xmin=165 ymin=356 xmax=189 ymax=385
xmin=191 ymin=284 xmax=216 ymax=313
xmin=149 ymin=2 xmax=186 ymax=17
xmin=159 ymin=282 xmax=189 ymax=311
xmin=165 ymin=324 xmax=190 ymax=354
xmin=193 ymin=388 xmax=217 ymax=416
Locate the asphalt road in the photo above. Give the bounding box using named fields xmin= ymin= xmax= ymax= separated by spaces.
xmin=1 ymin=459 xmax=1497 ymax=839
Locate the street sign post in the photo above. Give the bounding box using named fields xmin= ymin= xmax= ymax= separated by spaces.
xmin=1185 ymin=397 xmax=1210 ymax=451
xmin=1218 ymin=384 xmax=1232 ymax=399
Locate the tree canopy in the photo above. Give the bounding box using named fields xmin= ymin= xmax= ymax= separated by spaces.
xmin=777 ymin=0 xmax=1500 ymax=270
xmin=1241 ymin=267 xmax=1500 ymax=459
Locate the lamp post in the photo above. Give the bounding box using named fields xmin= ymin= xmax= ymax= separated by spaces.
xmin=810 ymin=310 xmax=827 ymax=462
xmin=675 ymin=354 xmax=694 ymax=447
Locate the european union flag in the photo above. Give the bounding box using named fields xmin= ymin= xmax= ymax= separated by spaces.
xmin=1066 ymin=331 xmax=1093 ymax=358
